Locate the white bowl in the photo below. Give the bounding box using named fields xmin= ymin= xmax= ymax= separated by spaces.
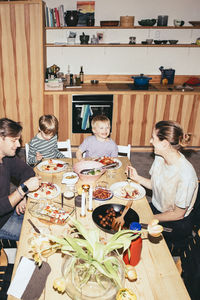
xmin=62 ymin=172 xmax=79 ymax=185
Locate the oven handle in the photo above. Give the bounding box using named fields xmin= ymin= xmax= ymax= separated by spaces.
xmin=74 ymin=104 xmax=111 ymax=108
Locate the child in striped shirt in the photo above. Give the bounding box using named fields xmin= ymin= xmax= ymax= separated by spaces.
xmin=28 ymin=115 xmax=65 ymax=165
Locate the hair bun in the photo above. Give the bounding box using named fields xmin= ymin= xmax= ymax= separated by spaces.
xmin=180 ymin=133 xmax=192 ymax=146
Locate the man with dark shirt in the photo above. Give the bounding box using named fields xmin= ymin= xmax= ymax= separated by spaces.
xmin=0 ymin=118 xmax=40 ymax=240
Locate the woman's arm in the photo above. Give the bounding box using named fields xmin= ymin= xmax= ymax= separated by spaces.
xmin=128 ymin=166 xmax=152 ymax=190
xmin=155 ymin=205 xmax=188 ymax=222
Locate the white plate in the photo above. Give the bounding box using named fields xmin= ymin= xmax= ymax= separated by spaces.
xmin=28 ymin=182 xmax=61 ymax=200
xmin=37 ymin=159 xmax=68 ymax=173
xmin=95 ymin=158 xmax=122 ymax=170
xmin=110 ymin=181 xmax=146 ymax=200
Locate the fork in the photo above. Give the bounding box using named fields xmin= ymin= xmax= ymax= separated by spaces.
xmin=112 ymin=200 xmax=133 ymax=231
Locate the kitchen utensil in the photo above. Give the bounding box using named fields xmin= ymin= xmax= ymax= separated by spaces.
xmin=120 ymin=16 xmax=134 ymax=27
xmin=140 ymin=223 xmax=173 ymax=232
xmin=80 ymin=33 xmax=90 ymax=44
xmin=64 ymin=10 xmax=79 ymax=26
xmin=112 ymin=200 xmax=133 ymax=230
xmin=131 ymin=74 xmax=152 ymax=86
xmin=61 ymin=192 xmax=64 ymax=208
xmin=73 ymin=161 xmax=106 ymax=184
xmin=92 ymin=203 xmax=139 ymax=234
xmin=157 ymin=15 xmax=168 ymax=26
xmin=138 ymin=19 xmax=156 ymax=26
xmin=28 ymin=219 xmax=41 ymax=234
xmin=159 ymin=66 xmax=175 ymax=84
xmin=80 ymin=162 xmax=117 ymax=174
xmin=174 ymin=20 xmax=184 ymax=27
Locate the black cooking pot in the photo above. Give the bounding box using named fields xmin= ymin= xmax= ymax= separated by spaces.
xmin=132 ymin=74 xmax=152 ymax=86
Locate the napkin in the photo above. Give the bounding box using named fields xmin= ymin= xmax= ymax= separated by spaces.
xmin=7 ymin=256 xmax=51 ymax=300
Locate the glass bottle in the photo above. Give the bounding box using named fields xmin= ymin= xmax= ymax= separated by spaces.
xmin=80 ymin=66 xmax=84 ymax=84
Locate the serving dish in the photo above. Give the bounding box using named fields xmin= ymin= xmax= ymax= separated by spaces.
xmin=110 ymin=181 xmax=146 ymax=201
xmin=92 ymin=203 xmax=139 ymax=234
xmin=37 ymin=159 xmax=68 ymax=173
xmin=29 ymin=200 xmax=74 ymax=225
xmin=95 ymin=157 xmax=122 ymax=169
xmin=100 ymin=20 xmax=119 ymax=27
xmin=138 ymin=19 xmax=156 ymax=26
xmin=73 ymin=160 xmax=105 ymax=184
xmin=28 ymin=182 xmax=61 ymax=200
xmin=62 ymin=172 xmax=79 ymax=185
xmin=93 ymin=187 xmax=113 ymax=201
xmin=189 ymin=21 xmax=200 ymax=27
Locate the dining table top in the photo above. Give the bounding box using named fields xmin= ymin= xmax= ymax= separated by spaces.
xmin=8 ymin=157 xmax=190 ymax=300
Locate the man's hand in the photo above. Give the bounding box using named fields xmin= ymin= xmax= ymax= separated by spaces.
xmin=16 ymin=198 xmax=27 ymax=215
xmin=24 ymin=176 xmax=41 ymax=192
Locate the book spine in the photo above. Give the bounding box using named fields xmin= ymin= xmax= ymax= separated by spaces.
xmin=55 ymin=8 xmax=60 ymax=27
xmin=45 ymin=6 xmax=49 ymax=27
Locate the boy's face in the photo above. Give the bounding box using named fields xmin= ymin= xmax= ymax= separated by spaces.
xmin=92 ymin=121 xmax=110 ymax=140
xmin=40 ymin=130 xmax=54 ymax=141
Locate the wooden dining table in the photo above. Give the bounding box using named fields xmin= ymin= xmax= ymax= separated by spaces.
xmin=8 ymin=157 xmax=190 ymax=300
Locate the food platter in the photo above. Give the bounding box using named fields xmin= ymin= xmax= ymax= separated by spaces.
xmin=28 ymin=182 xmax=61 ymax=200
xmin=93 ymin=187 xmax=113 ymax=201
xmin=95 ymin=157 xmax=122 ymax=170
xmin=29 ymin=200 xmax=74 ymax=225
xmin=37 ymin=159 xmax=68 ymax=173
xmin=92 ymin=203 xmax=139 ymax=234
xmin=110 ymin=181 xmax=146 ymax=201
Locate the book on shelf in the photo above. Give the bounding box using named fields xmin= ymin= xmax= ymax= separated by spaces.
xmin=45 ymin=5 xmax=65 ymax=27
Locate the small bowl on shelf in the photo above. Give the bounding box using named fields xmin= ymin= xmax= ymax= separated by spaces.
xmin=141 ymin=41 xmax=147 ymax=45
xmin=161 ymin=40 xmax=168 ymax=44
xmin=168 ymin=40 xmax=178 ymax=44
xmin=146 ymin=39 xmax=153 ymax=44
xmin=138 ymin=19 xmax=156 ymax=26
xmin=91 ymin=80 xmax=99 ymax=84
xmin=154 ymin=40 xmax=162 ymax=45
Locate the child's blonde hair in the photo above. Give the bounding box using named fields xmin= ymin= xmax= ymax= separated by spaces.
xmin=91 ymin=115 xmax=110 ymax=129
xmin=39 ymin=115 xmax=58 ymax=135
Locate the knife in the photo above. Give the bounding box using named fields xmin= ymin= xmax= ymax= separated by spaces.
xmin=28 ymin=219 xmax=41 ymax=234
xmin=140 ymin=223 xmax=173 ymax=233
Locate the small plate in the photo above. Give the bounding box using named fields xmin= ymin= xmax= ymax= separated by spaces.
xmin=110 ymin=181 xmax=146 ymax=200
xmin=92 ymin=203 xmax=139 ymax=234
xmin=28 ymin=182 xmax=61 ymax=200
xmin=37 ymin=159 xmax=68 ymax=173
xmin=95 ymin=157 xmax=122 ymax=170
xmin=93 ymin=188 xmax=113 ymax=201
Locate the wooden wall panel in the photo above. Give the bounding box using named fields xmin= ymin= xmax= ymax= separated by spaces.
xmin=0 ymin=1 xmax=44 ymax=145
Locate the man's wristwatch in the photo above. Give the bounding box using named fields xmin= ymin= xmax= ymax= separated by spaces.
xmin=20 ymin=183 xmax=29 ymax=195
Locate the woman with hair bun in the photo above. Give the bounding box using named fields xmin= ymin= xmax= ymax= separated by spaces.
xmin=128 ymin=120 xmax=198 ymax=248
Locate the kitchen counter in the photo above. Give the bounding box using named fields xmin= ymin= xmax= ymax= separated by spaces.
xmin=44 ymin=82 xmax=200 ymax=94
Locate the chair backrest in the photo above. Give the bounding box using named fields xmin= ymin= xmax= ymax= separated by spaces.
xmin=57 ymin=139 xmax=72 ymax=158
xmin=25 ymin=143 xmax=29 ymax=163
xmin=117 ymin=144 xmax=131 ymax=160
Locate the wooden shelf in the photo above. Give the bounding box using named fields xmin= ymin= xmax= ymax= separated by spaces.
xmin=45 ymin=43 xmax=200 ymax=48
xmin=45 ymin=26 xmax=200 ymax=30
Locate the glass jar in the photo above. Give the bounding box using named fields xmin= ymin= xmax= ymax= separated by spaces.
xmin=62 ymin=255 xmax=124 ymax=300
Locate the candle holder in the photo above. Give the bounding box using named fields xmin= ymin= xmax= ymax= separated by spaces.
xmin=82 ymin=184 xmax=90 ymax=193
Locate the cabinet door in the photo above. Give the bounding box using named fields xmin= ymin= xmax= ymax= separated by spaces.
xmin=112 ymin=93 xmax=156 ymax=146
xmin=0 ymin=1 xmax=44 ymax=143
xmin=154 ymin=93 xmax=200 ymax=146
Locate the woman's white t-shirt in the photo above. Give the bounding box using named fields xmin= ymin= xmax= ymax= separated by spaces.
xmin=149 ymin=153 xmax=198 ymax=217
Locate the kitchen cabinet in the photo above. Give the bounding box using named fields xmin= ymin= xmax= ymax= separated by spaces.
xmin=45 ymin=26 xmax=200 ymax=48
xmin=44 ymin=90 xmax=200 ymax=147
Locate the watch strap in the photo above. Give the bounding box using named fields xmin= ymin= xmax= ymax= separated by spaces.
xmin=20 ymin=183 xmax=29 ymax=194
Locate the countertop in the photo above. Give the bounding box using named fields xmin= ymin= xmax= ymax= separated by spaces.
xmin=44 ymin=82 xmax=200 ymax=94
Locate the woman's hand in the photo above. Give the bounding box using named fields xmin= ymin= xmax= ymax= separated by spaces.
xmin=36 ymin=152 xmax=43 ymax=161
xmin=16 ymin=198 xmax=27 ymax=215
xmin=126 ymin=166 xmax=152 ymax=190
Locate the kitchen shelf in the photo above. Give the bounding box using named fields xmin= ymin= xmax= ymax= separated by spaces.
xmin=45 ymin=26 xmax=200 ymax=30
xmin=45 ymin=43 xmax=200 ymax=48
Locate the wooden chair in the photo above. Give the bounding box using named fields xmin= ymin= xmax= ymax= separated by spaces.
xmin=117 ymin=144 xmax=131 ymax=160
xmin=57 ymin=139 xmax=72 ymax=158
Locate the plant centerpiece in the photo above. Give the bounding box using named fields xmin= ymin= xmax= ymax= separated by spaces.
xmin=29 ymin=217 xmax=163 ymax=299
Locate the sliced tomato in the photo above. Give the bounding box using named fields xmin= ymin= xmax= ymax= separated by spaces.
xmin=57 ymin=163 xmax=63 ymax=168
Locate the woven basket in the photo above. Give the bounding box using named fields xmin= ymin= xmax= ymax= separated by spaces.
xmin=120 ymin=16 xmax=134 ymax=27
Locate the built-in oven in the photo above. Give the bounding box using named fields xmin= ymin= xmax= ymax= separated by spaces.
xmin=72 ymin=94 xmax=113 ymax=133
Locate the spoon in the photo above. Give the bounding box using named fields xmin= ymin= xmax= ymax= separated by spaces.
xmin=111 ymin=200 xmax=133 ymax=231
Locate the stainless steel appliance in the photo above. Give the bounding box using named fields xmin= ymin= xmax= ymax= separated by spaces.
xmin=72 ymin=94 xmax=113 ymax=133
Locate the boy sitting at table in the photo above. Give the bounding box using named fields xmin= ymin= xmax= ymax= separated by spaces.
xmin=76 ymin=115 xmax=118 ymax=160
xmin=28 ymin=114 xmax=65 ymax=165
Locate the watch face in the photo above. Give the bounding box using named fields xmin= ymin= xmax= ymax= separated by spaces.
xmin=21 ymin=183 xmax=29 ymax=193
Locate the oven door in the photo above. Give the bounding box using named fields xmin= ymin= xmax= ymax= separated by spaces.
xmin=72 ymin=94 xmax=113 ymax=133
